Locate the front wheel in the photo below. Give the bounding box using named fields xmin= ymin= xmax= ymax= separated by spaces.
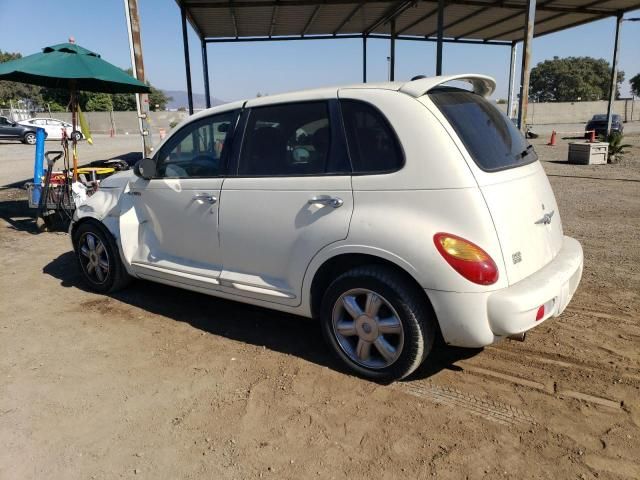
xmin=73 ymin=222 xmax=132 ymax=293
xmin=71 ymin=131 xmax=82 ymax=142
xmin=320 ymin=266 xmax=435 ymax=382
xmin=23 ymin=132 xmax=36 ymax=145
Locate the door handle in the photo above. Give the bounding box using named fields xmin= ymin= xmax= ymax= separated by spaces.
xmin=308 ymin=196 xmax=343 ymax=208
xmin=193 ymin=193 xmax=217 ymax=204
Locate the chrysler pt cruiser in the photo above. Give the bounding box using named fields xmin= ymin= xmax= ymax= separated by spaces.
xmin=71 ymin=74 xmax=583 ymax=381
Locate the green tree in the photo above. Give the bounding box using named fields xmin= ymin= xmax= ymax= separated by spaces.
xmin=112 ymin=93 xmax=136 ymax=111
xmin=115 ymin=68 xmax=171 ymax=111
xmin=109 ymin=86 xmax=171 ymax=112
xmin=148 ymin=86 xmax=171 ymax=111
xmin=630 ymin=73 xmax=640 ymax=98
xmin=85 ymin=93 xmax=113 ymax=111
xmin=529 ymin=56 xmax=625 ymax=102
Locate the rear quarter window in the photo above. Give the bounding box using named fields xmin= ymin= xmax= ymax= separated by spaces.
xmin=429 ymin=88 xmax=537 ymax=172
xmin=340 ymin=100 xmax=404 ymax=174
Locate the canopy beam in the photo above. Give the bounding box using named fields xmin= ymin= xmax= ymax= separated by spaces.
xmin=390 ymin=18 xmax=396 ymax=81
xmin=517 ymin=0 xmax=535 ymax=130
xmin=507 ymin=41 xmax=517 ymax=119
xmin=363 ymin=0 xmax=414 ymax=36
xmin=180 ymin=0 xmax=617 ymax=15
xmin=202 ymin=39 xmax=211 ymax=109
xmin=204 ymin=34 xmax=512 ymax=46
xmin=181 ymin=5 xmax=194 ymax=114
xmin=436 ymin=0 xmax=444 ymax=75
xmin=334 ymin=2 xmax=366 ymax=35
xmin=362 ymin=36 xmax=367 ymax=83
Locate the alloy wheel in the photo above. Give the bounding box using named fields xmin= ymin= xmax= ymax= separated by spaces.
xmin=78 ymin=232 xmax=110 ymax=284
xmin=331 ymin=288 xmax=404 ymax=369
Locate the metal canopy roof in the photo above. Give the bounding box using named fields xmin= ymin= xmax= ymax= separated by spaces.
xmin=177 ymin=0 xmax=640 ymax=43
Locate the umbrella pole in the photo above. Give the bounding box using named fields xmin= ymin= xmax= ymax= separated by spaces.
xmin=71 ymin=89 xmax=78 ymax=181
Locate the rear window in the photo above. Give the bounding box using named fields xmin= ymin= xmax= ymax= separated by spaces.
xmin=429 ymin=88 xmax=537 ymax=172
xmin=340 ymin=100 xmax=403 ymax=174
xmin=591 ymin=114 xmax=620 ymax=122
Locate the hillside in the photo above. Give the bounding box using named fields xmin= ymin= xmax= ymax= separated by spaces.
xmin=163 ymin=90 xmax=226 ymax=110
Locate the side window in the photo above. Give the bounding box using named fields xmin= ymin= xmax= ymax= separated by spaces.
xmin=33 ymin=119 xmax=47 ymax=125
xmin=340 ymin=100 xmax=403 ymax=174
xmin=238 ymin=101 xmax=332 ymax=176
xmin=156 ymin=110 xmax=237 ymax=178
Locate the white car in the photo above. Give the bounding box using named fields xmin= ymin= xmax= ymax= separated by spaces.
xmin=19 ymin=118 xmax=82 ymax=141
xmin=70 ymin=74 xmax=583 ymax=381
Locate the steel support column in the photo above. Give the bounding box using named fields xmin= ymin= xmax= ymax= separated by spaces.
xmin=201 ymin=39 xmax=211 ymax=108
xmin=606 ymin=13 xmax=623 ymax=137
xmin=507 ymin=41 xmax=518 ymax=119
xmin=436 ymin=0 xmax=444 ymax=75
xmin=517 ymin=0 xmax=536 ymax=130
xmin=181 ymin=6 xmax=194 ymax=115
xmin=390 ymin=19 xmax=396 ymax=81
xmin=363 ymin=36 xmax=367 ymax=83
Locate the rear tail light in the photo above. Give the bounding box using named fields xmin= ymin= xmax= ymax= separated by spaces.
xmin=536 ymin=305 xmax=545 ymax=321
xmin=433 ymin=233 xmax=499 ymax=285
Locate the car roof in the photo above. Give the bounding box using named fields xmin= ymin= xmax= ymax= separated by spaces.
xmin=160 ymin=74 xmax=496 ymax=154
xmin=189 ymin=74 xmax=495 ymax=119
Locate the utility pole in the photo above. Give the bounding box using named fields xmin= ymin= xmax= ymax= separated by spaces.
xmin=124 ymin=0 xmax=153 ymax=158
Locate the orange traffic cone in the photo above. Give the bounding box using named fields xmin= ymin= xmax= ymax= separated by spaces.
xmin=589 ymin=129 xmax=596 ymax=143
xmin=547 ymin=130 xmax=557 ymax=146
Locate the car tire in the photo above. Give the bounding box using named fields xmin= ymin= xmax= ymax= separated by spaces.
xmin=23 ymin=132 xmax=36 ymax=145
xmin=320 ymin=265 xmax=435 ymax=382
xmin=71 ymin=131 xmax=82 ymax=142
xmin=73 ymin=221 xmax=132 ymax=294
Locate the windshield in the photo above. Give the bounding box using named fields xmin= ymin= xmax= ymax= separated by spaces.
xmin=591 ymin=114 xmax=619 ymax=122
xmin=429 ymin=87 xmax=537 ymax=172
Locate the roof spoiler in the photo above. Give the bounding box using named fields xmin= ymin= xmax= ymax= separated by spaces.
xmin=399 ymin=74 xmax=496 ymax=98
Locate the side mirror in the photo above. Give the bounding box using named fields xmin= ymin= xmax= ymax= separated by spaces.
xmin=134 ymin=158 xmax=157 ymax=180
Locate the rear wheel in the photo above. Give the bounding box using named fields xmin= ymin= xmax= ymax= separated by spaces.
xmin=23 ymin=132 xmax=36 ymax=145
xmin=71 ymin=131 xmax=82 ymax=142
xmin=73 ymin=222 xmax=131 ymax=293
xmin=320 ymin=265 xmax=435 ymax=382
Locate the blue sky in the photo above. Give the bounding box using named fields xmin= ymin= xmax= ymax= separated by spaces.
xmin=0 ymin=0 xmax=638 ymax=102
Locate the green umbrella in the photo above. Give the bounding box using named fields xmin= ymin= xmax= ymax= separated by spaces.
xmin=0 ymin=41 xmax=150 ymax=180
xmin=0 ymin=42 xmax=150 ymax=93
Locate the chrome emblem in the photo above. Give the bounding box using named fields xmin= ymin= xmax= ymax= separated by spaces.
xmin=535 ymin=210 xmax=555 ymax=225
xmin=512 ymin=251 xmax=522 ymax=264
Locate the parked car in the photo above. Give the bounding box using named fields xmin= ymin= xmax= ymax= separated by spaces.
xmin=585 ymin=113 xmax=623 ymax=138
xmin=70 ymin=74 xmax=583 ymax=381
xmin=19 ymin=117 xmax=83 ymax=141
xmin=0 ymin=115 xmax=45 ymax=144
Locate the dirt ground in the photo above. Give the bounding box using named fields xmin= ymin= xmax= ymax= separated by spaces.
xmin=0 ymin=134 xmax=639 ymax=480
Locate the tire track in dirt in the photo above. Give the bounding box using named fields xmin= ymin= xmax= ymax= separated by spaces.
xmin=393 ymin=382 xmax=535 ymax=426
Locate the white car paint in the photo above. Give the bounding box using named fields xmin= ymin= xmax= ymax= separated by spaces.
xmin=19 ymin=118 xmax=80 ymax=140
xmin=72 ymin=74 xmax=583 ymax=350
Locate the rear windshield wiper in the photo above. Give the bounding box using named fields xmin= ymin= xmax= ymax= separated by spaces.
xmin=517 ymin=144 xmax=534 ymax=160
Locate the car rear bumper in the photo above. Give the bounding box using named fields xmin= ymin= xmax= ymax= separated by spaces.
xmin=585 ymin=126 xmax=622 ymax=137
xmin=487 ymin=235 xmax=583 ymax=336
xmin=425 ymin=235 xmax=583 ymax=348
